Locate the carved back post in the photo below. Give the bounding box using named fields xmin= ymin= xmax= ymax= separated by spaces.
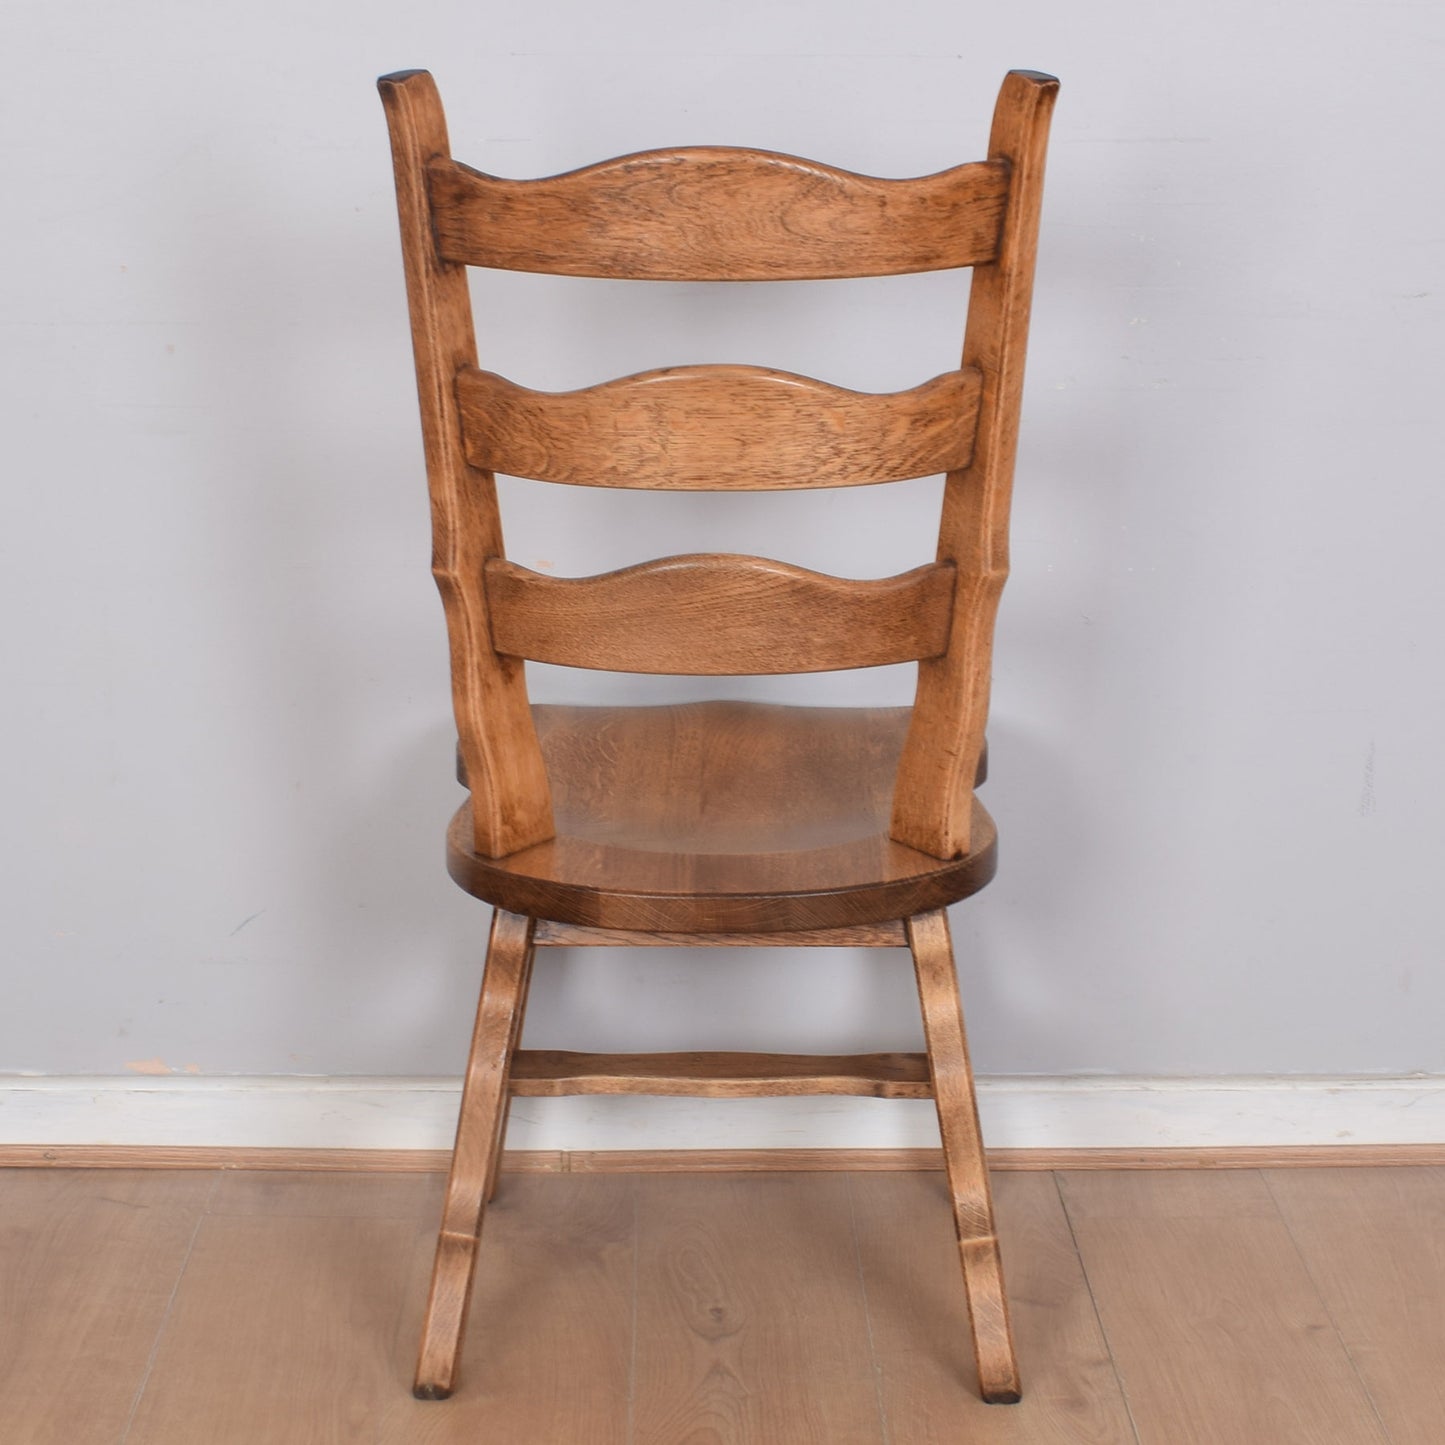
xmin=891 ymin=73 xmax=1059 ymax=856
xmin=379 ymin=72 xmax=554 ymax=857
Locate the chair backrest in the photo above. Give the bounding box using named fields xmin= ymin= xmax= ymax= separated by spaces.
xmin=379 ymin=68 xmax=1058 ymax=862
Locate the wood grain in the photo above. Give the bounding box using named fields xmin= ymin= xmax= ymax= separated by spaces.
xmin=909 ymin=909 xmax=1020 ymax=1402
xmin=1057 ymin=1170 xmax=1390 ymax=1444
xmin=429 ymin=149 xmax=1009 ymax=280
xmin=486 ymin=553 xmax=954 ymax=674
xmin=414 ymin=910 xmax=534 ymax=1398
xmin=458 ymin=363 xmax=980 ymax=489
xmin=632 ymin=1172 xmax=883 ymax=1442
xmin=1267 ymin=1166 xmax=1445 ymax=1445
xmin=13 ymin=1141 xmax=1445 ymax=1174
xmin=22 ymin=1167 xmax=1445 ymax=1438
xmin=457 ymin=737 xmax=989 ymax=804
xmin=533 ymin=919 xmax=909 ymax=947
xmin=509 ymin=1049 xmax=932 ymax=1098
xmin=0 ymin=1170 xmax=214 ymax=1445
xmin=206 ymin=1167 xmax=444 ymax=1219
xmin=893 ymin=70 xmax=1060 ymax=857
xmin=378 ymin=70 xmax=553 ymax=858
xmin=378 ymin=66 xmax=1061 ymax=1405
xmin=446 ymin=702 xmax=997 ymax=931
xmin=564 ymin=1147 xmax=955 ymax=1173
xmin=849 ymin=1170 xmax=1137 ymax=1442
xmin=384 ymin=1174 xmax=636 ymax=1442
xmin=123 ymin=1175 xmax=437 ymax=1444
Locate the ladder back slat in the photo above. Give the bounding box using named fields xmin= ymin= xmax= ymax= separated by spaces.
xmin=428 ymin=152 xmax=1011 ymax=280
xmin=457 ymin=365 xmax=981 ymax=490
xmin=486 ymin=554 xmax=956 ymax=674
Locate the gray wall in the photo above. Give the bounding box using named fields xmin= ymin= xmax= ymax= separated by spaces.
xmin=4 ymin=0 xmax=1441 ymax=1084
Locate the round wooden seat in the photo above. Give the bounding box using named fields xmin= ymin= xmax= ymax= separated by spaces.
xmin=447 ymin=701 xmax=997 ymax=932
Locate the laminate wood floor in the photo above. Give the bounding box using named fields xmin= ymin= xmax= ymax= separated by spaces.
xmin=1 ymin=1164 xmax=1436 ymax=1443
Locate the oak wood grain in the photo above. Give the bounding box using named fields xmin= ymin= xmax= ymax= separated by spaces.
xmin=25 ymin=1167 xmax=1445 ymax=1440
xmin=379 ymin=66 xmax=1060 ymax=1410
xmin=384 ymin=1174 xmax=636 ymax=1442
xmin=509 ymin=1048 xmax=932 ymax=1098
xmin=632 ymin=1172 xmax=883 ymax=1442
xmin=458 ymin=363 xmax=980 ymax=489
xmin=486 ymin=553 xmax=954 ymax=674
xmin=429 ymin=149 xmax=1010 ymax=280
xmin=414 ymin=910 xmax=534 ymax=1398
xmin=378 ymin=70 xmax=553 ymax=858
xmin=532 ymin=919 xmax=909 ymax=947
xmin=850 ymin=1171 xmax=1138 ymax=1442
xmin=893 ymin=71 xmax=1060 ymax=857
xmin=206 ymin=1167 xmax=444 ymax=1219
xmin=483 ymin=909 xmax=537 ymax=1205
xmin=127 ymin=1170 xmax=634 ymax=1445
xmin=125 ymin=1181 xmax=430 ymax=1444
xmin=0 ymin=1170 xmax=214 ymax=1445
xmin=909 ymin=909 xmax=1020 ymax=1402
xmin=458 ymin=737 xmax=988 ymax=801
xmin=1266 ymin=1167 xmax=1445 ymax=1445
xmin=446 ymin=702 xmax=997 ymax=931
xmin=1057 ymin=1170 xmax=1390 ymax=1445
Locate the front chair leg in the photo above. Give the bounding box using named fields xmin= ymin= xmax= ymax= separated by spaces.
xmin=414 ymin=908 xmax=536 ymax=1400
xmin=907 ymin=908 xmax=1021 ymax=1404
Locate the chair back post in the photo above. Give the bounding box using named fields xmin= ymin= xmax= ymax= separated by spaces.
xmin=379 ymin=71 xmax=554 ymax=857
xmin=890 ymin=71 xmax=1059 ymax=859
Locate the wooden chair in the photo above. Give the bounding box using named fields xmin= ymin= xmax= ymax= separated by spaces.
xmin=378 ymin=67 xmax=1058 ymax=1405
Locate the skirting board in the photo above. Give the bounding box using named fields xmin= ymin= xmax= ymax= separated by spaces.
xmin=8 ymin=1144 xmax=1445 ymax=1172
xmin=2 ymin=1074 xmax=1443 ymax=1154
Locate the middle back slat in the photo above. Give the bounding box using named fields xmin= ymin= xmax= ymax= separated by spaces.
xmin=457 ymin=364 xmax=982 ymax=490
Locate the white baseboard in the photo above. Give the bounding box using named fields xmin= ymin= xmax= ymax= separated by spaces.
xmin=2 ymin=1074 xmax=1442 ymax=1152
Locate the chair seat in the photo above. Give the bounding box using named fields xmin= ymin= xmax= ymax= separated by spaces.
xmin=447 ymin=701 xmax=997 ymax=932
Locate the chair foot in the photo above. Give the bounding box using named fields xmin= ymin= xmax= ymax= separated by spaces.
xmin=907 ymin=909 xmax=1022 ymax=1405
xmin=962 ymin=1235 xmax=1023 ymax=1402
xmin=413 ymin=1228 xmax=482 ymax=1398
xmin=413 ymin=910 xmax=535 ymax=1399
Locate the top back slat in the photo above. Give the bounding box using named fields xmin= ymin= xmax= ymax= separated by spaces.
xmin=428 ymin=151 xmax=1011 ymax=280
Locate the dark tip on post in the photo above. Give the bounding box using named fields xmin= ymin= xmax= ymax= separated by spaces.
xmin=413 ymin=1383 xmax=452 ymax=1401
xmin=984 ymin=1387 xmax=1023 ymax=1405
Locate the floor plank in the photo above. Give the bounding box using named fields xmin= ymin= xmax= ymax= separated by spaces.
xmin=1057 ymin=1171 xmax=1390 ymax=1445
xmin=380 ymin=1172 xmax=636 ymax=1445
xmin=206 ymin=1167 xmax=445 ymax=1220
xmin=1267 ymin=1165 xmax=1445 ymax=1445
xmin=0 ymin=1169 xmax=215 ymax=1445
xmin=126 ymin=1170 xmax=636 ymax=1445
xmin=124 ymin=1171 xmax=437 ymax=1445
xmin=849 ymin=1170 xmax=1138 ymax=1443
xmin=632 ymin=1172 xmax=883 ymax=1445
xmin=7 ymin=1164 xmax=1443 ymax=1442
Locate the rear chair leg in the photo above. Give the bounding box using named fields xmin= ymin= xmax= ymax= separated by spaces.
xmin=906 ymin=908 xmax=1021 ymax=1404
xmin=413 ymin=908 xmax=536 ymax=1400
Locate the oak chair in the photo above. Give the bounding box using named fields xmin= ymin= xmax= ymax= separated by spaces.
xmin=378 ymin=66 xmax=1058 ymax=1405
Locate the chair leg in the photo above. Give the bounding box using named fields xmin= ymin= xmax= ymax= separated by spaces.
xmin=414 ymin=908 xmax=536 ymax=1400
xmin=483 ymin=945 xmax=536 ymax=1204
xmin=906 ymin=908 xmax=1021 ymax=1404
